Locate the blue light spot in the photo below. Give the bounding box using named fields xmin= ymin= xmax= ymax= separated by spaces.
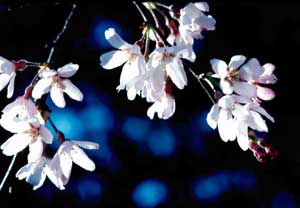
xmin=147 ymin=127 xmax=176 ymax=156
xmin=192 ymin=170 xmax=256 ymax=202
xmin=272 ymin=192 xmax=296 ymax=208
xmin=50 ymin=109 xmax=84 ymax=140
xmin=76 ymin=176 xmax=102 ymax=204
xmin=231 ymin=170 xmax=256 ymax=190
xmin=122 ymin=116 xmax=150 ymax=142
xmin=192 ymin=174 xmax=229 ymax=202
xmin=91 ymin=18 xmax=125 ymax=49
xmin=132 ymin=179 xmax=168 ymax=208
xmin=81 ymin=103 xmax=114 ymax=134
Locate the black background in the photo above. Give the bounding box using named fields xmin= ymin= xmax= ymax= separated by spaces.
xmin=0 ymin=0 xmax=299 ymax=207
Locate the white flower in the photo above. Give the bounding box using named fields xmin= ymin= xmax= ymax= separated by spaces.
xmin=0 ymin=96 xmax=44 ymax=133
xmin=100 ymin=28 xmax=147 ymax=95
xmin=148 ymin=46 xmax=191 ymax=90
xmin=179 ymin=2 xmax=216 ymax=42
xmin=16 ymin=156 xmax=64 ymax=190
xmin=206 ymin=95 xmax=274 ymax=151
xmin=32 ymin=63 xmax=83 ymax=108
xmin=147 ymin=92 xmax=175 ymax=120
xmin=210 ymin=55 xmax=258 ymax=97
xmin=49 ymin=140 xmax=99 ymax=186
xmin=0 ymin=122 xmax=53 ymax=156
xmin=0 ymin=56 xmax=17 ymax=98
xmin=239 ymin=58 xmax=277 ymax=100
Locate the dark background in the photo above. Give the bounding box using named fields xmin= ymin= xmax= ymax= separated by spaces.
xmin=0 ymin=0 xmax=299 ymax=207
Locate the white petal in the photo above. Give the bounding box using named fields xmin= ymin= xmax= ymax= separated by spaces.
xmin=26 ymin=168 xmax=46 ymax=190
xmin=62 ymin=79 xmax=83 ymax=101
xmin=239 ymin=58 xmax=263 ymax=81
xmin=39 ymin=125 xmax=53 ymax=144
xmin=173 ymin=45 xmax=196 ymax=62
xmin=119 ymin=57 xmax=141 ymax=88
xmin=44 ymin=164 xmax=65 ymax=190
xmin=147 ymin=102 xmax=160 ymax=120
xmin=73 ymin=141 xmax=99 ymax=150
xmin=210 ymin=59 xmax=228 ymax=79
xmin=32 ymin=78 xmax=52 ymax=99
xmin=57 ymin=63 xmax=79 ymax=78
xmin=127 ymin=87 xmax=137 ymax=100
xmin=250 ymin=111 xmax=268 ymax=132
xmin=218 ymin=95 xmax=235 ymax=109
xmin=100 ymin=50 xmax=129 ymax=69
xmin=0 ymin=73 xmax=10 ymax=92
xmin=161 ymin=96 xmax=176 ymax=119
xmin=194 ymin=2 xmax=209 ymax=12
xmin=236 ymin=123 xmax=249 ymax=151
xmin=252 ymin=105 xmax=274 ymax=122
xmin=220 ymin=80 xmax=233 ymax=95
xmin=233 ymin=81 xmax=257 ymax=98
xmin=259 ymin=63 xmax=277 ymax=84
xmin=206 ymin=104 xmax=219 ymax=129
xmin=0 ymin=114 xmax=31 ymax=133
xmin=56 ymin=152 xmax=72 ymax=185
xmin=7 ymin=72 xmax=16 ymax=98
xmin=217 ymin=109 xmax=236 ymax=142
xmin=228 ymin=55 xmax=246 ymax=70
xmin=0 ymin=56 xmax=15 ymax=73
xmin=257 ymin=86 xmax=275 ymax=101
xmin=149 ymin=67 xmax=165 ymax=92
xmin=1 ymin=133 xmax=31 ymax=156
xmin=195 ymin=15 xmax=216 ymax=31
xmin=105 ymin=28 xmax=132 ymax=50
xmin=16 ymin=163 xmax=32 ymax=180
xmin=50 ymin=87 xmax=65 ymax=108
xmin=28 ymin=139 xmax=43 ymax=163
xmin=166 ymin=57 xmax=187 ymax=89
xmin=70 ymin=145 xmax=96 ymax=171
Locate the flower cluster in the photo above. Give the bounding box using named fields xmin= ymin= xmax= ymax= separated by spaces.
xmin=100 ymin=2 xmax=216 ymax=120
xmin=0 ymin=57 xmax=99 ymax=190
xmin=206 ymin=55 xmax=277 ymax=159
xmin=100 ymin=1 xmax=278 ymax=161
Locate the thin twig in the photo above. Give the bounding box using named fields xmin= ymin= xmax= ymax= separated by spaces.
xmin=0 ymin=154 xmax=17 ymax=192
xmin=188 ymin=68 xmax=216 ymax=104
xmin=155 ymin=2 xmax=170 ymax=10
xmin=46 ymin=4 xmax=77 ymax=63
xmin=133 ymin=1 xmax=148 ymax=22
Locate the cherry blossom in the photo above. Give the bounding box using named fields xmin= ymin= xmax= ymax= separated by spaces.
xmin=32 ymin=63 xmax=83 ymax=108
xmin=206 ymin=94 xmax=274 ymax=151
xmin=16 ymin=156 xmax=63 ymax=190
xmin=0 ymin=122 xmax=53 ymax=156
xmin=49 ymin=140 xmax=99 ymax=187
xmin=0 ymin=56 xmax=17 ymax=98
xmin=100 ymin=28 xmax=147 ymax=97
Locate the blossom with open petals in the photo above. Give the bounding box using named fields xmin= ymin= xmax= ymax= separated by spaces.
xmin=179 ymin=2 xmax=216 ymax=43
xmin=49 ymin=140 xmax=99 ymax=186
xmin=148 ymin=46 xmax=192 ymax=90
xmin=206 ymin=94 xmax=274 ymax=151
xmin=32 ymin=63 xmax=83 ymax=108
xmin=0 ymin=56 xmax=17 ymax=98
xmin=100 ymin=28 xmax=147 ymax=97
xmin=239 ymin=58 xmax=277 ymax=100
xmin=0 ymin=96 xmax=44 ymax=133
xmin=0 ymin=122 xmax=53 ymax=156
xmin=16 ymin=156 xmax=64 ymax=190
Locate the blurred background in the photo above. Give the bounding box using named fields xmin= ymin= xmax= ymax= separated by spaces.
xmin=0 ymin=0 xmax=299 ymax=207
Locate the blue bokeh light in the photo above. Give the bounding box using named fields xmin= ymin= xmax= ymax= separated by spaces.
xmin=76 ymin=176 xmax=102 ymax=204
xmin=191 ymin=170 xmax=256 ymax=202
xmin=122 ymin=116 xmax=150 ymax=142
xmin=272 ymin=192 xmax=296 ymax=208
xmin=132 ymin=179 xmax=168 ymax=208
xmin=146 ymin=127 xmax=176 ymax=156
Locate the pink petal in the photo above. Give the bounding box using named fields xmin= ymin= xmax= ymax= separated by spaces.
xmin=257 ymin=86 xmax=275 ymax=101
